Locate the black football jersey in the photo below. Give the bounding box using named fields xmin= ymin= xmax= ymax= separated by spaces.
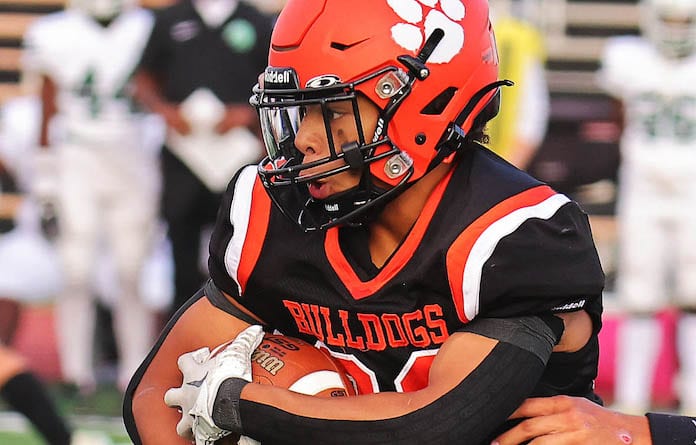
xmin=209 ymin=146 xmax=604 ymax=397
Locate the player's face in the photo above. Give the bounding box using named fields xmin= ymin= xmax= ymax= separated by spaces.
xmin=294 ymin=95 xmax=380 ymax=200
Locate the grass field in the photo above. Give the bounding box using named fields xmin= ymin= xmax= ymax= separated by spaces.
xmin=0 ymin=424 xmax=131 ymax=445
xmin=0 ymin=383 xmax=133 ymax=444
xmin=3 ymin=304 xmax=140 ymax=444
xmin=0 ymin=413 xmax=132 ymax=445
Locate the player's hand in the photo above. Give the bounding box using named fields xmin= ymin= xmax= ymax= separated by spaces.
xmin=164 ymin=346 xmax=216 ymax=440
xmin=30 ymin=149 xmax=60 ymax=240
xmin=159 ymin=103 xmax=192 ymax=135
xmin=189 ymin=325 xmax=265 ymax=445
xmin=491 ymin=396 xmax=651 ymax=445
xmin=214 ymin=105 xmax=258 ymax=134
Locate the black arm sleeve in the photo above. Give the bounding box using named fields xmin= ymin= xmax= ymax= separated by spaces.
xmin=223 ymin=316 xmax=561 ymax=445
xmin=236 ymin=343 xmax=543 ymax=445
xmin=646 ymin=413 xmax=696 ymax=445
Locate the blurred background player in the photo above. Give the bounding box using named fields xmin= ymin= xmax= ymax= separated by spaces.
xmin=132 ymin=0 xmax=273 ymax=318
xmin=597 ymin=0 xmax=696 ymax=416
xmin=487 ymin=0 xmax=550 ymax=170
xmin=21 ymin=0 xmax=163 ymax=394
xmin=0 ymin=112 xmax=72 ymax=445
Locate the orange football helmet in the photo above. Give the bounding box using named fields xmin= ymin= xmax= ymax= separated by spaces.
xmin=252 ymin=0 xmax=506 ymax=230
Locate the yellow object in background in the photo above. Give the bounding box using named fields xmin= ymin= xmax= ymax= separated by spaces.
xmin=487 ymin=16 xmax=545 ymax=159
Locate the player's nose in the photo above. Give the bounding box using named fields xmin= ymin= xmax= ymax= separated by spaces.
xmin=294 ymin=109 xmax=328 ymax=162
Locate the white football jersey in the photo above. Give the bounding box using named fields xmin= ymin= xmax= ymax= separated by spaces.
xmin=22 ymin=8 xmax=154 ymax=143
xmin=597 ymin=36 xmax=696 ymax=171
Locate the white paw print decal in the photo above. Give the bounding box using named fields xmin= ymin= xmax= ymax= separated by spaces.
xmin=387 ymin=0 xmax=466 ymax=64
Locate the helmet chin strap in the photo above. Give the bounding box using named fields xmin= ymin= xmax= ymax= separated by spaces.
xmin=302 ymin=140 xmax=414 ymax=229
xmin=305 ymin=160 xmax=388 ymax=228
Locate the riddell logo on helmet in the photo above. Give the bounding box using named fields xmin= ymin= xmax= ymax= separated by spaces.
xmin=265 ymin=69 xmax=290 ymax=84
xmin=387 ymin=0 xmax=466 ymax=63
xmin=264 ymin=68 xmax=297 ymax=88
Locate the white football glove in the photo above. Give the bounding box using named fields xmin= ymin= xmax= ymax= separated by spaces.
xmin=190 ymin=325 xmax=265 ymax=445
xmin=164 ymin=346 xmax=217 ymax=440
xmin=30 ymin=149 xmax=61 ymax=240
xmin=30 ymin=149 xmax=58 ymax=202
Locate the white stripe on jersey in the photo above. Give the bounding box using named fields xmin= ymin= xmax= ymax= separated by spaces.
xmin=462 ymin=193 xmax=570 ymax=320
xmin=224 ymin=166 xmax=258 ymax=296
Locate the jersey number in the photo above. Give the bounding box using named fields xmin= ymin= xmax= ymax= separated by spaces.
xmin=322 ymin=348 xmax=437 ymax=394
xmin=76 ymin=68 xmax=130 ymax=118
xmin=633 ymin=93 xmax=696 ymax=142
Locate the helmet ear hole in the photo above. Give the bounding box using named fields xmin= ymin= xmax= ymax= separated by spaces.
xmin=474 ymin=89 xmax=502 ymax=126
xmin=421 ymin=87 xmax=458 ymax=115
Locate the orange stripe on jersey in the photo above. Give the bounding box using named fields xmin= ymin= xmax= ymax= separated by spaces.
xmin=324 ymin=168 xmax=456 ymax=300
xmin=446 ymin=185 xmax=564 ymax=323
xmin=237 ymin=176 xmax=272 ymax=294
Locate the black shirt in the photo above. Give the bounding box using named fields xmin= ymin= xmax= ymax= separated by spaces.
xmin=138 ymin=0 xmax=273 ymax=103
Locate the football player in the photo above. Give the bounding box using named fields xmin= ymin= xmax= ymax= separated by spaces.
xmin=0 ymin=323 xmax=73 ymax=445
xmin=597 ymin=0 xmax=696 ymax=416
xmin=1 ymin=123 xmax=71 ymax=445
xmin=124 ymin=1 xmax=605 ymax=444
xmin=22 ymin=0 xmax=163 ymax=393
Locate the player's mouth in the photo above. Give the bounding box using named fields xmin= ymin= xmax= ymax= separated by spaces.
xmin=308 ymin=180 xmax=331 ymax=200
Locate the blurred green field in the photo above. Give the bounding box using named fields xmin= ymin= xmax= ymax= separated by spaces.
xmin=1 ymin=303 xmax=151 ymax=444
xmin=0 ymin=383 xmax=132 ymax=444
xmin=0 ymin=430 xmax=131 ymax=445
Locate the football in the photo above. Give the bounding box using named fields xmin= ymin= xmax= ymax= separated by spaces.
xmin=248 ymin=333 xmax=357 ymax=398
xmin=212 ymin=333 xmax=356 ymax=445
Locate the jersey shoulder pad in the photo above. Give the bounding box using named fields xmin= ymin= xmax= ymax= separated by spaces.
xmin=22 ymin=11 xmax=86 ymax=71
xmin=475 ymin=200 xmax=604 ymax=319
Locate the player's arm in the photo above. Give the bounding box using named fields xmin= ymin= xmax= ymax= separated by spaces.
xmin=38 ymin=74 xmax=57 ymax=148
xmin=21 ymin=18 xmax=56 ymax=150
xmin=131 ymin=69 xmax=165 ymax=115
xmin=0 ymin=192 xmax=21 ymax=220
xmin=123 ymin=287 xmax=262 ymax=445
xmin=203 ymin=310 xmax=589 ymax=444
xmin=132 ymin=70 xmax=191 ymax=135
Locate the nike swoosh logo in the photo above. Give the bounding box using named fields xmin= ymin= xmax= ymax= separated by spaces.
xmin=186 ymin=372 xmax=208 ymax=388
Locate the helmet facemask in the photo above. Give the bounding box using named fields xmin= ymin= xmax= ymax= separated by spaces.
xmin=253 ymin=66 xmax=415 ymax=231
xmin=643 ymin=0 xmax=696 ymax=58
xmin=70 ymin=0 xmax=134 ymax=22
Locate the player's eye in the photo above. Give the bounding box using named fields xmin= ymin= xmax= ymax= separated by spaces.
xmin=329 ymin=109 xmax=344 ymax=120
xmin=327 ymin=104 xmax=351 ymax=121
